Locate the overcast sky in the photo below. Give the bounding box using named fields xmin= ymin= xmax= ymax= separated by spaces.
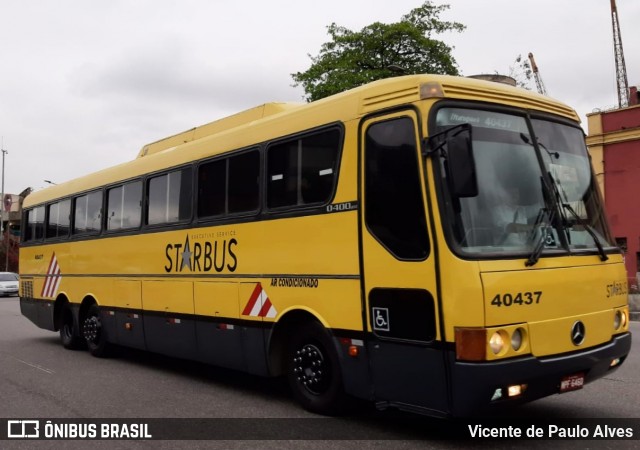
xmin=1 ymin=0 xmax=638 ymax=195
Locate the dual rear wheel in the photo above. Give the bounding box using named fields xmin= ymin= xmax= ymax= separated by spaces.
xmin=59 ymin=302 xmax=109 ymax=357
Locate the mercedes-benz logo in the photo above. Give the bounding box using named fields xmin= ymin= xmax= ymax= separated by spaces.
xmin=571 ymin=321 xmax=586 ymax=346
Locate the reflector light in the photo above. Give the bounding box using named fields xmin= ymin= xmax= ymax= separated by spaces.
xmin=348 ymin=346 xmax=359 ymax=357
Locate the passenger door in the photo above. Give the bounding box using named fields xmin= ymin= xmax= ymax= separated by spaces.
xmin=360 ymin=111 xmax=447 ymax=412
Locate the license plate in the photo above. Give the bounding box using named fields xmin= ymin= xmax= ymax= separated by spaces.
xmin=560 ymin=373 xmax=585 ymax=393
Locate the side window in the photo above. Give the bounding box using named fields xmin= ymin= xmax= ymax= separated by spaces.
xmin=364 ymin=117 xmax=429 ymax=259
xmin=46 ymin=199 xmax=71 ymax=239
xmin=267 ymin=129 xmax=340 ymax=209
xmin=148 ymin=168 xmax=193 ymax=225
xmin=198 ymin=159 xmax=226 ymax=217
xmin=107 ymin=180 xmax=142 ymax=231
xmin=228 ymin=151 xmax=260 ymax=213
xmin=198 ymin=150 xmax=260 ymax=218
xmin=24 ymin=206 xmax=45 ymax=242
xmin=74 ymin=190 xmax=102 ymax=234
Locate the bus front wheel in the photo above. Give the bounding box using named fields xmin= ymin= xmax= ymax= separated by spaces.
xmin=82 ymin=304 xmax=110 ymax=357
xmin=286 ymin=322 xmax=345 ymax=415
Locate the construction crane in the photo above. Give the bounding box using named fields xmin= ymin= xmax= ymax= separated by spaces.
xmin=528 ymin=52 xmax=548 ymax=96
xmin=610 ymin=0 xmax=629 ymax=108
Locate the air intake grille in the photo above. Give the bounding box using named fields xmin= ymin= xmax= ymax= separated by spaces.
xmin=21 ymin=280 xmax=33 ymax=298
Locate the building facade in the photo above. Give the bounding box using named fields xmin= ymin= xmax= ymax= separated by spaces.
xmin=587 ymin=86 xmax=640 ymax=287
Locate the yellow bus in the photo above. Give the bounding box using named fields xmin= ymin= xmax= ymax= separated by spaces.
xmin=20 ymin=74 xmax=631 ymax=417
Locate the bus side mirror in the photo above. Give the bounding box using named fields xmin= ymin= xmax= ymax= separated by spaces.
xmin=446 ymin=127 xmax=478 ymax=198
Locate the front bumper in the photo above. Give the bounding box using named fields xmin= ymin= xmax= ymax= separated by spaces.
xmin=449 ymin=332 xmax=632 ymax=417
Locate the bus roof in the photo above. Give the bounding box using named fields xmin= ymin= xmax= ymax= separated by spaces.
xmin=25 ymin=74 xmax=579 ymax=208
xmin=136 ymin=102 xmax=303 ymax=158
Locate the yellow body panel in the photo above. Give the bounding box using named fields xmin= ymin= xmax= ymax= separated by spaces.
xmin=481 ymin=258 xmax=627 ymax=324
xmin=529 ymin=310 xmax=616 ymax=356
xmin=142 ymin=281 xmax=194 ymax=315
xmin=194 ymin=282 xmax=239 ymax=319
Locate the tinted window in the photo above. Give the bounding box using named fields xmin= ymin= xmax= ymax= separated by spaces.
xmin=107 ymin=181 xmax=142 ymax=231
xmin=25 ymin=206 xmax=45 ymax=242
xmin=198 ymin=159 xmax=226 ymax=217
xmin=46 ymin=199 xmax=71 ymax=239
xmin=74 ymin=190 xmax=102 ymax=234
xmin=267 ymin=129 xmax=340 ymax=209
xmin=228 ymin=151 xmax=260 ymax=213
xmin=148 ymin=168 xmax=193 ymax=225
xmin=365 ymin=117 xmax=429 ymax=259
xmin=198 ymin=150 xmax=259 ymax=218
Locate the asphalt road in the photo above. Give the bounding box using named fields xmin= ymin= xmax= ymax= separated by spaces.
xmin=0 ymin=295 xmax=638 ymax=449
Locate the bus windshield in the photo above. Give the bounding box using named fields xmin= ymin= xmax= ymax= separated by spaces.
xmin=434 ymin=107 xmax=615 ymax=257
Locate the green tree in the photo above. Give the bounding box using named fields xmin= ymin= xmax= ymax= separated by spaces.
xmin=508 ymin=54 xmax=533 ymax=90
xmin=292 ymin=1 xmax=465 ymax=102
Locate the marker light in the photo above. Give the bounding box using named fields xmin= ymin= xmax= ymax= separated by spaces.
xmin=420 ymin=82 xmax=445 ymax=99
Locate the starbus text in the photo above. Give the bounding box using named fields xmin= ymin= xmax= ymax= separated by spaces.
xmin=164 ymin=237 xmax=238 ymax=273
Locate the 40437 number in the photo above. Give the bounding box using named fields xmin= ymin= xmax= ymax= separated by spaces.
xmin=491 ymin=291 xmax=542 ymax=307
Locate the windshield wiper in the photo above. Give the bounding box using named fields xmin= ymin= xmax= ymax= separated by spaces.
xmin=544 ymin=163 xmax=609 ymax=262
xmin=525 ymin=206 xmax=555 ymax=267
xmin=560 ymin=202 xmax=609 ymax=261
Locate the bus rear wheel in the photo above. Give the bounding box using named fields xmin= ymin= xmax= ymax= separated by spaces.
xmin=286 ymin=322 xmax=345 ymax=415
xmin=82 ymin=304 xmax=110 ymax=357
xmin=59 ymin=304 xmax=82 ymax=349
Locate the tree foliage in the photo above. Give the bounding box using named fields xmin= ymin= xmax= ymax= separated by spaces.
xmin=508 ymin=54 xmax=534 ymax=90
xmin=292 ymin=2 xmax=465 ymax=102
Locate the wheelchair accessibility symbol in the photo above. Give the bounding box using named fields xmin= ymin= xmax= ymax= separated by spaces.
xmin=372 ymin=307 xmax=390 ymax=332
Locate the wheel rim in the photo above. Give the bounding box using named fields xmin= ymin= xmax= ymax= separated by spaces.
xmin=292 ymin=343 xmax=331 ymax=395
xmin=83 ymin=314 xmax=102 ymax=344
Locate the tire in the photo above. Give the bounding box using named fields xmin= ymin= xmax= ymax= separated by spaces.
xmin=59 ymin=304 xmax=82 ymax=350
xmin=82 ymin=304 xmax=110 ymax=357
xmin=286 ymin=321 xmax=346 ymax=415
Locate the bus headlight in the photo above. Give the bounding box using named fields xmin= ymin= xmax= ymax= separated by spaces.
xmin=455 ymin=324 xmax=530 ymax=361
xmin=511 ymin=328 xmax=524 ymax=351
xmin=489 ymin=331 xmax=506 ymax=355
xmin=614 ymin=309 xmax=627 ymax=331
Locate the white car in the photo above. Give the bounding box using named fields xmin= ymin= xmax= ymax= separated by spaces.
xmin=0 ymin=272 xmax=19 ymax=296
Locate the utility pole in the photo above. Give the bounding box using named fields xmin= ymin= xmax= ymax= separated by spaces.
xmin=611 ymin=0 xmax=629 ymax=108
xmin=0 ymin=138 xmax=7 ymax=271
